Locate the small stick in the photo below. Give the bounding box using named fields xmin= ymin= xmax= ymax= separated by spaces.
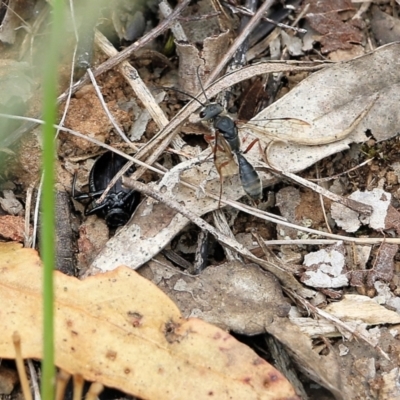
xmin=226 ymin=4 xmax=307 ymax=33
xmin=87 ymin=68 xmax=135 ymax=147
xmin=55 ymin=370 xmax=71 ymax=400
xmin=13 ymin=332 xmax=33 ymax=400
xmin=85 ymin=382 xmax=104 ymax=400
xmin=27 ymin=360 xmax=41 ymax=400
xmin=316 ymin=165 xmax=333 ymax=234
xmin=72 ymin=374 xmax=84 ymax=400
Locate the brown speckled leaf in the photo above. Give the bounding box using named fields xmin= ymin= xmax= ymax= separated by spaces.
xmin=0 ymin=242 xmax=298 ymax=400
xmin=305 ymin=0 xmax=363 ymax=53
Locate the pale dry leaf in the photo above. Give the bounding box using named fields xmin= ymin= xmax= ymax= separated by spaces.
xmin=325 ymin=294 xmax=400 ymax=325
xmin=331 ymin=188 xmax=391 ymax=232
xmin=0 ymin=242 xmax=298 ymax=400
xmin=302 ymin=243 xmax=349 ymax=288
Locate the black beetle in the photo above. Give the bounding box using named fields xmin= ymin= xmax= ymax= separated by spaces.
xmin=72 ymin=151 xmax=138 ymax=228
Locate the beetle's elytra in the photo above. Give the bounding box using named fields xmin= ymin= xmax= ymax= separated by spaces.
xmin=73 ymin=151 xmax=138 ymax=228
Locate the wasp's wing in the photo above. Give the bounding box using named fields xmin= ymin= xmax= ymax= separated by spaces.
xmin=238 ymin=118 xmax=311 ymax=145
xmin=213 ymin=134 xmax=238 ymax=178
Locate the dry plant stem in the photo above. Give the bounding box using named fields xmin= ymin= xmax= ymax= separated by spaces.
xmin=94 ymin=31 xmax=169 ymax=129
xmin=85 ymin=382 xmax=104 ymax=400
xmin=55 ymin=370 xmax=71 ymax=400
xmin=3 ymin=0 xmax=191 ymax=148
xmin=124 ymin=178 xmax=311 ymax=297
xmin=228 ymin=4 xmax=307 ymax=33
xmin=309 ymin=158 xmax=373 ymax=182
xmin=73 ymin=374 xmax=84 ymax=400
xmin=87 ymin=68 xmax=135 ymax=146
xmin=286 ymin=288 xmax=390 ymax=361
xmin=12 ymin=332 xmax=33 ymax=400
xmin=0 ymin=114 xmax=165 ymax=176
xmin=272 ymin=169 xmax=373 ymax=215
xmin=212 ymin=209 xmax=241 ymax=262
xmin=24 ymin=185 xmax=34 ymax=247
xmin=262 ymin=239 xmax=348 ymax=246
xmin=27 ymin=360 xmax=41 ymax=400
xmin=205 ymin=0 xmax=276 ymax=86
xmin=316 ymin=166 xmax=333 ymax=234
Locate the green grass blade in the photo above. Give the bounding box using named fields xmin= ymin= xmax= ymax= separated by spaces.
xmin=40 ymin=1 xmax=65 ymax=399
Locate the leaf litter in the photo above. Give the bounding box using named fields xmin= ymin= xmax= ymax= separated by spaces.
xmin=2 ymin=1 xmax=400 ymax=399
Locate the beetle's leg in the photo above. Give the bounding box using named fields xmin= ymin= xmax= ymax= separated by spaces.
xmin=74 ymin=189 xmax=105 ymax=202
xmin=121 ymin=189 xmax=138 ymax=214
xmin=84 ymin=196 xmax=111 ymax=216
xmin=72 ymin=173 xmax=80 ymax=199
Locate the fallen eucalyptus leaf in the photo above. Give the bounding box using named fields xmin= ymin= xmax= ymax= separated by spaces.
xmin=0 ymin=242 xmax=298 ymax=400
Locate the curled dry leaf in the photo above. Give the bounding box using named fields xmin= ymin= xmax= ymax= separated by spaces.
xmin=349 ymin=243 xmax=398 ymax=289
xmin=241 ymin=43 xmax=400 ymax=172
xmin=0 ymin=242 xmax=298 ymax=400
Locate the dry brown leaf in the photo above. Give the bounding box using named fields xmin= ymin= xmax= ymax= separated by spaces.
xmin=305 ymin=0 xmax=362 ymax=53
xmin=0 ymin=242 xmax=298 ymax=400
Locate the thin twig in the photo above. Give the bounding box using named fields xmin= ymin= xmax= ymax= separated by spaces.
xmin=87 ymin=68 xmax=135 ymax=146
xmin=205 ymin=0 xmax=276 ymax=86
xmin=316 ymin=165 xmax=332 ymax=234
xmin=0 ymin=113 xmax=165 ymax=176
xmin=308 ymin=158 xmax=373 ymax=182
xmin=24 ymin=185 xmax=34 ymax=248
xmin=226 ymin=4 xmax=307 ymax=33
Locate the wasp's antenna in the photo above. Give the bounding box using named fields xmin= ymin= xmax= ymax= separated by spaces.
xmin=156 ymin=85 xmax=206 ymax=108
xmin=196 ymin=65 xmax=210 ymax=105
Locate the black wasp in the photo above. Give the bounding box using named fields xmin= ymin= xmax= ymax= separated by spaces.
xmin=165 ymin=74 xmax=262 ymax=201
xmin=72 ymin=151 xmax=139 ymax=228
xmin=199 ymin=102 xmax=262 ymax=201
